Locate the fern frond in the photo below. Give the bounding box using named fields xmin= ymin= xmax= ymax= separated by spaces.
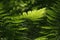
xmin=21 ymin=7 xmax=46 ymax=21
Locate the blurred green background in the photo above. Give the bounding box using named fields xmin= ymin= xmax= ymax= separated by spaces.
xmin=0 ymin=0 xmax=60 ymax=40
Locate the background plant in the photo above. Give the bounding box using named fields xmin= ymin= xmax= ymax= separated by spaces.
xmin=0 ymin=0 xmax=60 ymax=40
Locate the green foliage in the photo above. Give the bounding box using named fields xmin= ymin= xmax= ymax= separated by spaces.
xmin=0 ymin=0 xmax=60 ymax=40
xmin=21 ymin=8 xmax=46 ymax=21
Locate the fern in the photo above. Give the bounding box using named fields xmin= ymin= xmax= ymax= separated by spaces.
xmin=0 ymin=7 xmax=46 ymax=40
xmin=21 ymin=8 xmax=46 ymax=21
xmin=0 ymin=0 xmax=60 ymax=40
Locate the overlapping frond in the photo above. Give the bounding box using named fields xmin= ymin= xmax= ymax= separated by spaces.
xmin=0 ymin=0 xmax=60 ymax=40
